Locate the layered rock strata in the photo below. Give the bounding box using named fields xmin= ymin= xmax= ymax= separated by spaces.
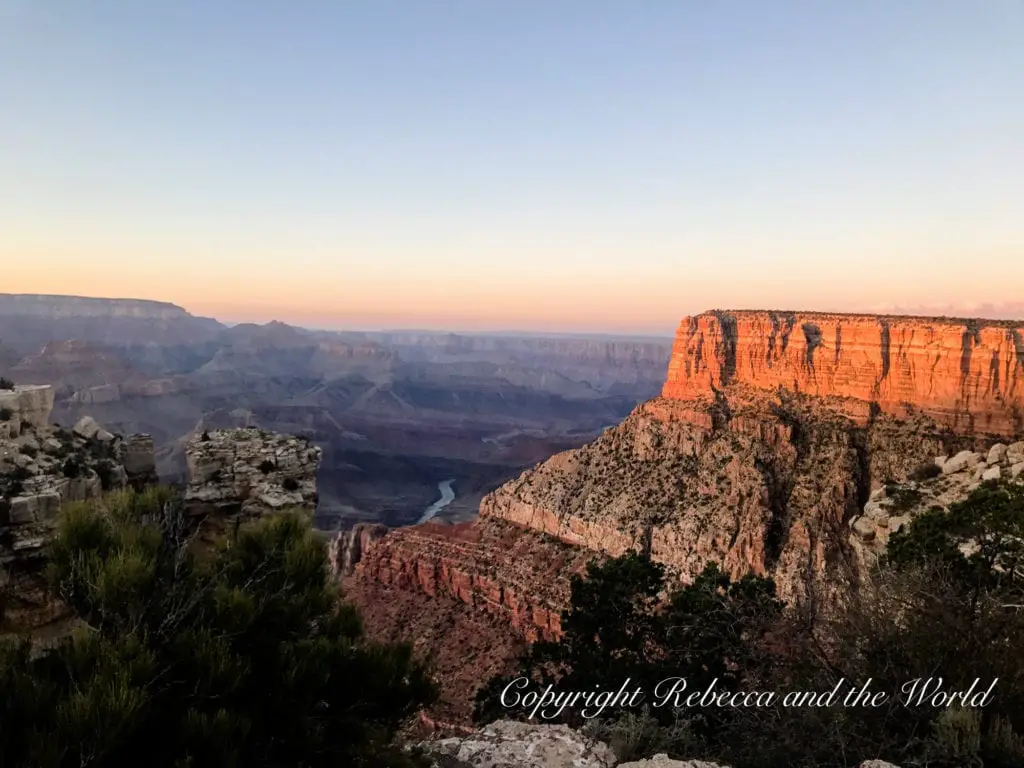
xmin=184 ymin=428 xmax=321 ymax=530
xmin=345 ymin=309 xmax=1024 ymax=725
xmin=1 ymin=389 xmax=157 ymax=631
xmin=662 ymin=311 xmax=1024 ymax=437
xmin=344 ymin=518 xmax=598 ymax=641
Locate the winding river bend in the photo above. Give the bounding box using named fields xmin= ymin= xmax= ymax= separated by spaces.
xmin=418 ymin=478 xmax=456 ymax=524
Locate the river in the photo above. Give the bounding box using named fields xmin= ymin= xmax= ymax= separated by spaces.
xmin=418 ymin=478 xmax=456 ymax=523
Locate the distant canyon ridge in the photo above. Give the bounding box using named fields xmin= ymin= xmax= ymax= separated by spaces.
xmin=0 ymin=292 xmax=673 ymax=529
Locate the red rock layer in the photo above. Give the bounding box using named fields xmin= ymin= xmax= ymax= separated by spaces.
xmin=662 ymin=311 xmax=1024 ymax=436
xmin=346 ymin=518 xmax=599 ymax=641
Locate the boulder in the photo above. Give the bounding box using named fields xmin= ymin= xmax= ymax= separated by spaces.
xmin=423 ymin=720 xmax=616 ymax=768
xmin=863 ymin=500 xmax=887 ymax=519
xmin=618 ymin=757 xmax=726 ymax=768
xmin=1011 ymin=462 xmax=1024 ymax=480
xmin=988 ymin=443 xmax=1008 ymax=465
xmin=934 ymin=455 xmax=948 ymax=469
xmin=942 ymin=450 xmax=981 ymax=475
xmin=1008 ymin=442 xmax=1024 ymax=463
xmin=982 ymin=466 xmax=1002 ymax=482
xmin=852 ymin=516 xmax=876 ymax=541
xmin=72 ymin=416 xmax=102 ymax=440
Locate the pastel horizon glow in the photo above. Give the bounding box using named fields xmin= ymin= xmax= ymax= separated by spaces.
xmin=2 ymin=2 xmax=1022 ymax=334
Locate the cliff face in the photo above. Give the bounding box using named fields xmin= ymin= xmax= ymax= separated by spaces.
xmin=663 ymin=311 xmax=1024 ymax=436
xmin=342 ymin=518 xmax=597 ymax=641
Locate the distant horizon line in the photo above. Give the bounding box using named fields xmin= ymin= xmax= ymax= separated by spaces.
xmin=3 ymin=291 xmax=1023 ymax=338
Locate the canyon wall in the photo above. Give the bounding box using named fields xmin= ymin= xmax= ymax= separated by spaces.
xmin=662 ymin=311 xmax=1024 ymax=436
xmin=342 ymin=518 xmax=597 ymax=641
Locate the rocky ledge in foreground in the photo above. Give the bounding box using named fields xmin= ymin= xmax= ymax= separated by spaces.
xmin=1 ymin=385 xmax=157 ymax=631
xmin=420 ymin=720 xmax=900 ymax=768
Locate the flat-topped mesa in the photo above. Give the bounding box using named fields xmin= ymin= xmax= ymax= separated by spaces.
xmin=662 ymin=310 xmax=1024 ymax=437
xmin=184 ymin=428 xmax=321 ymax=528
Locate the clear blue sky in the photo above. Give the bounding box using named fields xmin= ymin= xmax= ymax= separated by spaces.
xmin=2 ymin=1 xmax=1022 ymax=332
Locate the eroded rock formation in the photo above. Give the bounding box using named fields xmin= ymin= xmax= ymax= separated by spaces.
xmin=184 ymin=427 xmax=321 ymax=529
xmin=1 ymin=388 xmax=157 ymax=632
xmin=343 ymin=518 xmax=597 ymax=641
xmin=342 ymin=309 xmax=1024 ymax=726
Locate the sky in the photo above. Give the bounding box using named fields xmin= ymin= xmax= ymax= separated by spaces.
xmin=1 ymin=2 xmax=1022 ymax=334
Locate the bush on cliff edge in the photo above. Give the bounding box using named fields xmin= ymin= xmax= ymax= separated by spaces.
xmin=0 ymin=487 xmax=437 ymax=768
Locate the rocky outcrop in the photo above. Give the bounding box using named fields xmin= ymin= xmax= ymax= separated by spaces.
xmin=183 ymin=428 xmax=321 ymax=526
xmin=0 ymin=385 xmax=56 ymax=429
xmin=480 ymin=389 xmax=967 ymax=602
xmin=329 ymin=522 xmax=389 ymax=575
xmin=1 ymin=400 xmax=156 ymax=632
xmin=849 ymin=441 xmax=1024 ymax=561
xmin=422 ymin=720 xmax=616 ymax=768
xmin=421 ymin=723 xmax=899 ymax=767
xmin=617 ymin=759 xmax=725 ymax=768
xmin=662 ymin=311 xmax=1024 ymax=437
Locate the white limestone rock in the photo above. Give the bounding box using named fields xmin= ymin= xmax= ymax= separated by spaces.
xmin=72 ymin=416 xmax=102 ymax=440
xmin=0 ymin=385 xmax=55 ymax=428
xmin=618 ymin=757 xmax=727 ymax=768
xmin=988 ymin=443 xmax=1008 ymax=465
xmin=982 ymin=466 xmax=1002 ymax=482
xmin=423 ymin=720 xmax=616 ymax=768
xmin=943 ymin=450 xmax=980 ymax=475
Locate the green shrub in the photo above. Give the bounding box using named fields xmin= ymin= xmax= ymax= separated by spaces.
xmin=258 ymin=459 xmax=276 ymax=474
xmin=282 ymin=477 xmax=299 ymax=492
xmin=0 ymin=407 xmax=12 ymax=422
xmin=0 ymin=488 xmax=436 ymax=767
xmin=0 ymin=376 xmax=14 ymax=390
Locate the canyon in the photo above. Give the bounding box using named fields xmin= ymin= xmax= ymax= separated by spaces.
xmin=1 ymin=293 xmax=671 ymax=529
xmin=341 ymin=310 xmax=1024 ymax=722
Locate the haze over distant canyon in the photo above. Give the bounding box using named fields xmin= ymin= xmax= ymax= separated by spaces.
xmin=0 ymin=292 xmax=673 ymax=530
